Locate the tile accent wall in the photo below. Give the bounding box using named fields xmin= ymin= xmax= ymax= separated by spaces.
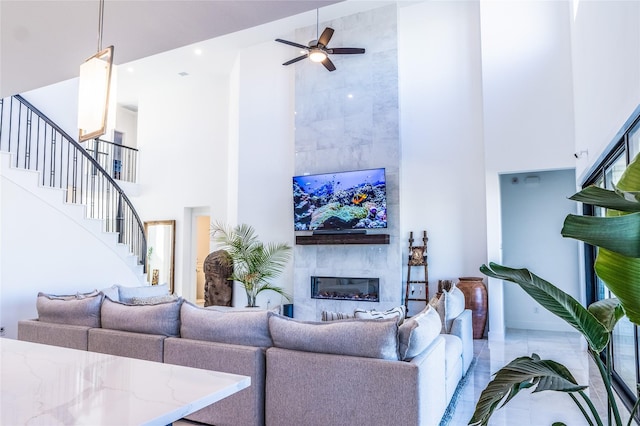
xmin=293 ymin=5 xmax=402 ymax=320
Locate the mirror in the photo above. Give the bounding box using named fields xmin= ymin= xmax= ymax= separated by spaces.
xmin=144 ymin=220 xmax=176 ymax=293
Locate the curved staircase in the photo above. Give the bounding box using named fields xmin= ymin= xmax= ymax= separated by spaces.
xmin=0 ymin=95 xmax=146 ymax=280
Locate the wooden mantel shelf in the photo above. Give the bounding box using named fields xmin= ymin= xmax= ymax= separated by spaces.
xmin=295 ymin=233 xmax=390 ymax=245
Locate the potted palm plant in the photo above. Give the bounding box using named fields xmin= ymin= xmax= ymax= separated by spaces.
xmin=210 ymin=222 xmax=292 ymax=308
xmin=470 ymin=155 xmax=640 ymax=426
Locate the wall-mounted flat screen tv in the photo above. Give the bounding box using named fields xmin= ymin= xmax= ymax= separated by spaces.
xmin=293 ymin=168 xmax=387 ymax=232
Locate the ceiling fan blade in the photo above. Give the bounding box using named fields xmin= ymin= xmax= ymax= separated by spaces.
xmin=275 ymin=38 xmax=309 ymax=50
xmin=283 ymin=54 xmax=308 ymax=66
xmin=329 ymin=48 xmax=366 ymax=55
xmin=318 ymin=27 xmax=334 ymax=47
xmin=322 ymin=57 xmax=336 ymax=72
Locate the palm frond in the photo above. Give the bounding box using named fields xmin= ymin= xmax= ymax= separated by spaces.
xmin=210 ymin=222 xmax=292 ymax=306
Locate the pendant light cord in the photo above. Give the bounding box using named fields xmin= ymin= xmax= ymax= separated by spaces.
xmin=97 ymin=0 xmax=105 ymax=52
xmin=316 ymin=8 xmax=319 ymax=41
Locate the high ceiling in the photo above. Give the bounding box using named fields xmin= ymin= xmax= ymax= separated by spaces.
xmin=0 ymin=0 xmax=343 ymax=98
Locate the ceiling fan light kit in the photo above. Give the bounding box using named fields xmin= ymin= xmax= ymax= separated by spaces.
xmin=276 ymin=23 xmax=365 ymax=72
xmin=308 ymin=48 xmax=327 ymax=63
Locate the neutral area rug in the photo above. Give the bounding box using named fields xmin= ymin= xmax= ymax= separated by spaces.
xmin=439 ymin=356 xmax=479 ymax=426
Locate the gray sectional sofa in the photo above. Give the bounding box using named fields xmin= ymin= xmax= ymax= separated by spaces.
xmin=17 ymin=284 xmax=474 ymax=426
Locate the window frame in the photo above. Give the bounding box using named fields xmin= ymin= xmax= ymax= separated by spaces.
xmin=581 ymin=109 xmax=640 ymax=422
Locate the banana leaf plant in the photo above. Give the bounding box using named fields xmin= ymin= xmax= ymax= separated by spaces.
xmin=470 ymin=154 xmax=640 ymax=426
xmin=211 ymin=222 xmax=292 ymax=307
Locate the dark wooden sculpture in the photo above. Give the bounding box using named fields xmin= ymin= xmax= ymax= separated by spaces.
xmin=203 ymin=250 xmax=233 ymax=307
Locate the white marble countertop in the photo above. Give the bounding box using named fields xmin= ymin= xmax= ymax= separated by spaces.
xmin=1 ymin=338 xmax=250 ymax=425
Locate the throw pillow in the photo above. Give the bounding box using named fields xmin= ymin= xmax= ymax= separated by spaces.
xmin=398 ymin=305 xmax=442 ymax=360
xmin=101 ymin=296 xmax=182 ymax=337
xmin=180 ymin=301 xmax=273 ymax=347
xmin=129 ymin=294 xmax=178 ymax=305
xmin=430 ymin=295 xmax=446 ymax=333
xmin=36 ymin=292 xmax=103 ymax=327
xmin=321 ymin=310 xmax=354 ymax=321
xmin=269 ymin=314 xmax=399 ymax=361
xmin=353 ymin=305 xmax=406 ymax=326
xmin=443 ymin=285 xmax=465 ymax=333
xmin=100 ymin=285 xmax=119 ymax=301
xmin=117 ymin=283 xmax=169 ymax=303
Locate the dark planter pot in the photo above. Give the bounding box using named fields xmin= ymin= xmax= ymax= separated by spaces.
xmin=457 ymin=277 xmax=488 ymax=339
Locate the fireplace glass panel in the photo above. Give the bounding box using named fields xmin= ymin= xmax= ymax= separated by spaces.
xmin=311 ymin=276 xmax=379 ymax=302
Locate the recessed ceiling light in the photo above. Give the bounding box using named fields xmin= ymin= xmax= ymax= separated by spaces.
xmin=127 ymin=67 xmax=134 ymax=73
xmin=195 ymin=48 xmax=202 ymax=55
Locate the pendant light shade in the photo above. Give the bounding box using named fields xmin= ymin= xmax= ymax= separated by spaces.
xmin=78 ymin=46 xmax=114 ymax=142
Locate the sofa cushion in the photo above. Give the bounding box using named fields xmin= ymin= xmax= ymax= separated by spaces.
xmin=269 ymin=314 xmax=399 ymax=361
xmin=180 ymin=301 xmax=273 ymax=347
xmin=36 ymin=292 xmax=102 ymax=327
xmin=38 ymin=290 xmax=99 ymax=301
xmin=100 ymin=285 xmax=119 ymax=301
xmin=321 ymin=310 xmax=354 ymax=321
xmin=398 ymin=305 xmax=442 ymax=360
xmin=101 ymin=296 xmax=182 ymax=337
xmin=117 ymin=283 xmax=169 ymax=303
xmin=353 ymin=305 xmax=405 ymax=326
xmin=442 ymin=334 xmax=463 ymax=378
xmin=431 ymin=285 xmax=466 ymax=333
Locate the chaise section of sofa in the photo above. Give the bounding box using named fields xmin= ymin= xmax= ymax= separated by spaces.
xmin=265 ymin=311 xmax=449 ymax=426
xmin=450 ymin=308 xmax=474 ymax=374
xmin=164 ymin=338 xmax=265 ymax=426
xmin=265 ymin=336 xmax=447 ymax=426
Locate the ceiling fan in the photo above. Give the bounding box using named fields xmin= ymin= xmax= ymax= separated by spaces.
xmin=275 ymin=21 xmax=365 ymax=72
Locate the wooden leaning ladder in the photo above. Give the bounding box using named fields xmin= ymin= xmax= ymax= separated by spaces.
xmin=404 ymin=231 xmax=429 ymax=315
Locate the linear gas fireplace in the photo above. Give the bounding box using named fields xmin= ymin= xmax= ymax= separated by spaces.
xmin=311 ymin=276 xmax=379 ymax=302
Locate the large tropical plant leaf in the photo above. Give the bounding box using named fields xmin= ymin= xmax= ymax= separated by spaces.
xmin=587 ymin=298 xmax=624 ymax=333
xmin=594 ymin=249 xmax=640 ymax=325
xmin=569 ymin=186 xmax=640 ymax=212
xmin=481 ymin=263 xmax=609 ymax=352
xmin=469 ymin=354 xmax=587 ymax=426
xmin=562 ymin=154 xmax=640 ymax=326
xmin=562 ymin=213 xmax=640 ymax=258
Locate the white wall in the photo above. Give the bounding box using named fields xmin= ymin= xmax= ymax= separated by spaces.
xmin=228 ymin=40 xmax=295 ymax=308
xmin=480 ymin=0 xmax=577 ymax=339
xmin=114 ymin=106 xmax=138 ymax=148
xmin=129 ymin=74 xmax=230 ymax=299
xmin=398 ymin=1 xmax=487 ymax=312
xmin=21 ymin=79 xmax=79 ymax=140
xmin=571 ymin=1 xmax=640 ymax=180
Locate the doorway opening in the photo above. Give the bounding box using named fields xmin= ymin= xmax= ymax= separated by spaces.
xmin=183 ymin=207 xmax=210 ymax=306
xmin=499 ymin=169 xmax=579 ymax=332
xmin=194 ymin=215 xmax=211 ymax=306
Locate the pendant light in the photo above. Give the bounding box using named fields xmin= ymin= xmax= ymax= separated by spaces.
xmin=78 ymin=0 xmax=114 ymax=142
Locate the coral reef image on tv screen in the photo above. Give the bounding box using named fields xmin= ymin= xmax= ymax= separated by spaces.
xmin=293 ymin=168 xmax=387 ymax=231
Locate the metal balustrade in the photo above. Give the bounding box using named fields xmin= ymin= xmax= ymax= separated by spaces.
xmin=85 ymin=138 xmax=138 ymax=183
xmin=0 ymin=95 xmax=146 ymax=271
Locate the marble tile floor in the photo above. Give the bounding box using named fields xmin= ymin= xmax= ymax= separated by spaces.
xmin=450 ymin=329 xmax=639 ymax=426
xmin=176 ymin=329 xmax=638 ymax=426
